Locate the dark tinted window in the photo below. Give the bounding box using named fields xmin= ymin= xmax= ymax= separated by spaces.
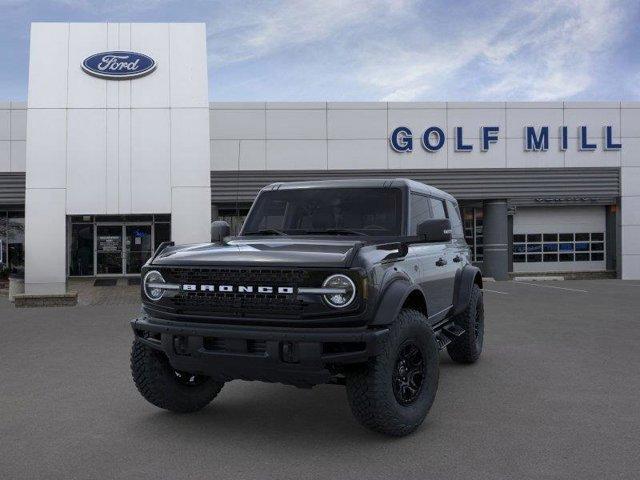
xmin=7 ymin=212 xmax=24 ymax=274
xmin=430 ymin=198 xmax=446 ymax=219
xmin=409 ymin=194 xmax=431 ymax=235
xmin=243 ymin=188 xmax=403 ymax=236
xmin=445 ymin=200 xmax=464 ymax=238
xmin=69 ymin=224 xmax=94 ymax=276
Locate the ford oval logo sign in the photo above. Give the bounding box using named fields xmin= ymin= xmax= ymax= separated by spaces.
xmin=82 ymin=51 xmax=156 ymax=80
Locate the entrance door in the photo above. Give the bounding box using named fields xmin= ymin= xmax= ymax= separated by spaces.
xmin=125 ymin=225 xmax=153 ymax=274
xmin=96 ymin=225 xmax=124 ymax=275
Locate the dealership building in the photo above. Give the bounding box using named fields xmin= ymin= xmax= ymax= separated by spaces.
xmin=1 ymin=22 xmax=640 ymax=296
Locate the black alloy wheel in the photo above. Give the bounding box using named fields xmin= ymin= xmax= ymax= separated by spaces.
xmin=392 ymin=340 xmax=425 ymax=406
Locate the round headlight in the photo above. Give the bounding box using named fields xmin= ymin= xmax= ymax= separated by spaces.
xmin=143 ymin=270 xmax=165 ymax=301
xmin=322 ymin=274 xmax=356 ymax=308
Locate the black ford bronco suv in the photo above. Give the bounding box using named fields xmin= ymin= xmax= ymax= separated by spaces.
xmin=130 ymin=179 xmax=484 ymax=436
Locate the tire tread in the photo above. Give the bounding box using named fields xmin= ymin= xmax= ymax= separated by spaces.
xmin=447 ymin=284 xmax=483 ymax=364
xmin=346 ymin=309 xmax=439 ymax=436
xmin=131 ymin=340 xmax=224 ymax=413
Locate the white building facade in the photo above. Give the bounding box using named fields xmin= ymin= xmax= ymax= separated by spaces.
xmin=0 ymin=22 xmax=639 ymax=294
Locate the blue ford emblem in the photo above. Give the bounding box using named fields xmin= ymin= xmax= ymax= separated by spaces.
xmin=82 ymin=51 xmax=156 ymax=80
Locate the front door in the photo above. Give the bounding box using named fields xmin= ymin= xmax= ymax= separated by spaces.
xmin=125 ymin=225 xmax=152 ymax=274
xmin=427 ymin=197 xmax=457 ymax=317
xmin=410 ymin=242 xmax=455 ymax=322
xmin=96 ymin=225 xmax=124 ymax=275
xmin=95 ymin=224 xmax=153 ymax=276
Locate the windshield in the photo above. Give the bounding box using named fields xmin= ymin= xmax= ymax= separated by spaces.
xmin=242 ymin=188 xmax=403 ymax=236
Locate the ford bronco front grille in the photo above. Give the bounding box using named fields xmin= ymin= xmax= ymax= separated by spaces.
xmin=161 ymin=267 xmax=312 ymax=318
xmin=163 ymin=267 xmax=309 ymax=286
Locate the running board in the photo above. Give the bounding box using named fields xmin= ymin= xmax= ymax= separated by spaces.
xmin=435 ymin=323 xmax=466 ymax=351
xmin=435 ymin=332 xmax=452 ymax=350
xmin=443 ymin=324 xmax=465 ymax=337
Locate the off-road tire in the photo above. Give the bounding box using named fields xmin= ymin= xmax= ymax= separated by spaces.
xmin=131 ymin=340 xmax=224 ymax=413
xmin=345 ymin=309 xmax=439 ymax=437
xmin=447 ymin=283 xmax=484 ymax=364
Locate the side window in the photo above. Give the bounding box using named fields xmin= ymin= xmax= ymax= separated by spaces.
xmin=430 ymin=198 xmax=447 ymax=219
xmin=409 ymin=193 xmax=431 ymax=235
xmin=446 ymin=200 xmax=464 ymax=238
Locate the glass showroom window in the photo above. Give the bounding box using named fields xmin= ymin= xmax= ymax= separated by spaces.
xmin=0 ymin=211 xmax=7 ymax=277
xmin=462 ymin=207 xmax=483 ymax=262
xmin=69 ymin=222 xmax=95 ymax=276
xmin=513 ymin=233 xmax=605 ymax=263
xmin=3 ymin=212 xmax=25 ymax=274
xmin=68 ymin=214 xmax=172 ymax=277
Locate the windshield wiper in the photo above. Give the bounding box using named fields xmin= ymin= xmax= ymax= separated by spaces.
xmin=304 ymin=228 xmax=366 ymax=236
xmin=244 ymin=229 xmax=288 ymax=236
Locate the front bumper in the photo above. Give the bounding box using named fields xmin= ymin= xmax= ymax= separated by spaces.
xmin=131 ymin=315 xmax=389 ymax=387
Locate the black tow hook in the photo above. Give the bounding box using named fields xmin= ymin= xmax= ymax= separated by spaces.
xmin=173 ymin=336 xmax=190 ymax=356
xmin=280 ymin=341 xmax=299 ymax=364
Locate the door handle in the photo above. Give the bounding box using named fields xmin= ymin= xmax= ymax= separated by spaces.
xmin=453 ymin=255 xmax=462 ymax=263
xmin=435 ymin=257 xmax=447 ymax=267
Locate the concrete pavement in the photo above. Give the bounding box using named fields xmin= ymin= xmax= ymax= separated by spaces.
xmin=1 ymin=280 xmax=639 ymax=479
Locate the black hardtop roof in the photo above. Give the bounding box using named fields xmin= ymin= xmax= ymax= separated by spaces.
xmin=260 ymin=178 xmax=456 ymax=202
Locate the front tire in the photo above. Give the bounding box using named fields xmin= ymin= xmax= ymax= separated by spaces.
xmin=131 ymin=340 xmax=224 ymax=413
xmin=447 ymin=283 xmax=484 ymax=363
xmin=345 ymin=309 xmax=439 ymax=436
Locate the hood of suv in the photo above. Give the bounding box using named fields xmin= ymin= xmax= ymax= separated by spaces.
xmin=152 ymin=238 xmax=363 ymax=268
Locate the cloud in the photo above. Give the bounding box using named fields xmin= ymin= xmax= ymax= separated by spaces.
xmin=206 ymin=0 xmax=633 ymax=101
xmin=357 ymin=0 xmax=629 ymax=101
xmin=207 ymin=0 xmax=413 ymax=66
xmin=35 ymin=0 xmax=175 ymax=12
xmin=0 ymin=0 xmax=636 ymax=101
xmin=478 ymin=0 xmax=626 ymax=100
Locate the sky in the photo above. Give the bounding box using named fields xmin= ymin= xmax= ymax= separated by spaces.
xmin=0 ymin=0 xmax=639 ymax=102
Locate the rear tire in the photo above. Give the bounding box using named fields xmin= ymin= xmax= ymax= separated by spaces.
xmin=447 ymin=283 xmax=484 ymax=364
xmin=345 ymin=309 xmax=439 ymax=437
xmin=131 ymin=340 xmax=224 ymax=413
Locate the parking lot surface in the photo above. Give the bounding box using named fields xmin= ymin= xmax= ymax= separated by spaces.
xmin=1 ymin=280 xmax=639 ymax=480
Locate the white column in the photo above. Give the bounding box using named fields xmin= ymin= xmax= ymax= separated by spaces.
xmin=168 ymin=23 xmax=211 ymax=245
xmin=621 ymin=166 xmax=640 ymax=279
xmin=621 ymin=104 xmax=640 ymax=279
xmin=25 ymin=189 xmax=66 ymax=294
xmin=171 ymin=187 xmax=211 ymax=245
xmin=24 ymin=24 xmax=69 ymax=294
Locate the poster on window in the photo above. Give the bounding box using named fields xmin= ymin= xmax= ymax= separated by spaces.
xmin=98 ymin=235 xmax=121 ymax=252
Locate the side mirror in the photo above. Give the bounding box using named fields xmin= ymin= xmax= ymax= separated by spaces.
xmin=417 ymin=218 xmax=452 ymax=243
xmin=211 ymin=220 xmax=231 ymax=243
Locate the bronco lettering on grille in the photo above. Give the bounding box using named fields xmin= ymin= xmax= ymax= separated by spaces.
xmin=181 ymin=284 xmax=294 ymax=294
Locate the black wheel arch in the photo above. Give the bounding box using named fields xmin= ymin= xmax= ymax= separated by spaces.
xmin=370 ymin=275 xmax=428 ymax=326
xmin=452 ymin=264 xmax=483 ymax=316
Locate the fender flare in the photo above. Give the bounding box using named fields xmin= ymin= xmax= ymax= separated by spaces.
xmin=370 ymin=277 xmax=427 ymax=326
xmin=452 ymin=264 xmax=483 ymax=316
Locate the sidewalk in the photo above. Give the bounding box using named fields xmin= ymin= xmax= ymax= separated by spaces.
xmin=68 ymin=278 xmax=140 ymax=307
